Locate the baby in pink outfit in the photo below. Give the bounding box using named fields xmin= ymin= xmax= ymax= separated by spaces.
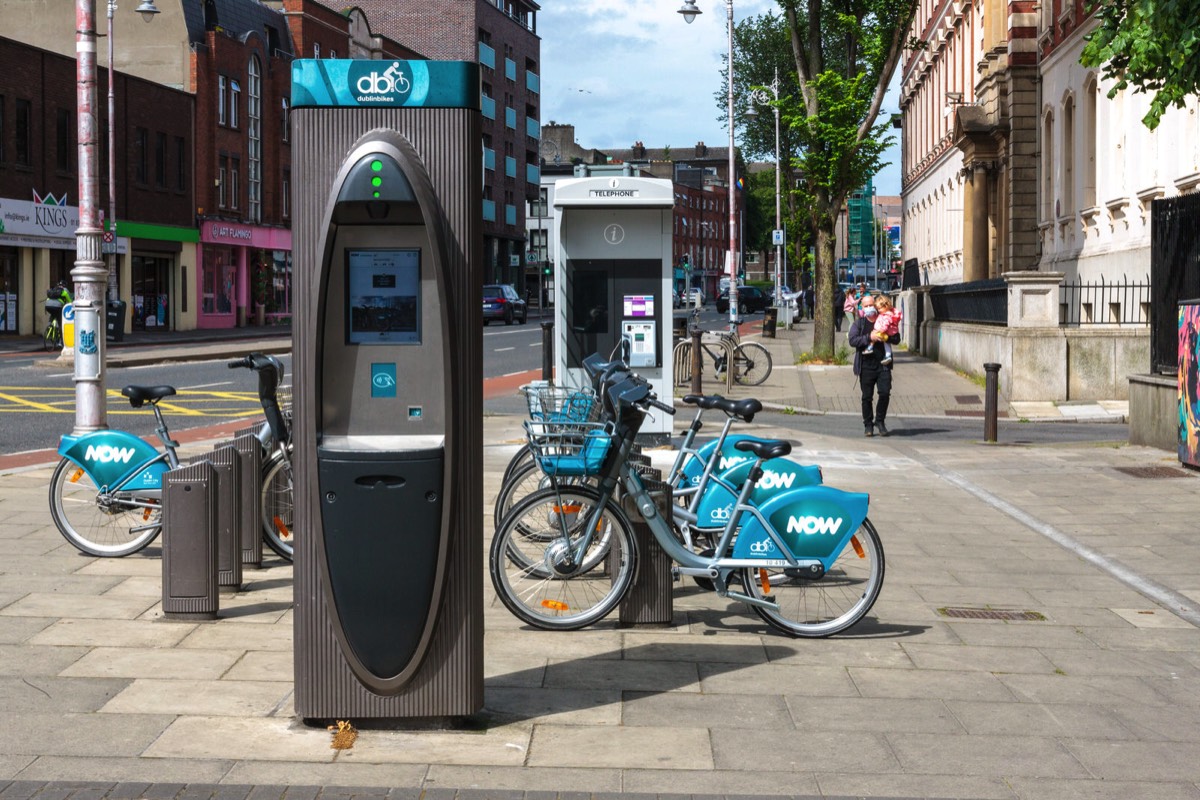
xmin=864 ymin=295 xmax=902 ymax=365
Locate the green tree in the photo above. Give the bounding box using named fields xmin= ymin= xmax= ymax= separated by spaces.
xmin=1080 ymin=0 xmax=1200 ymax=129
xmin=777 ymin=0 xmax=916 ymax=358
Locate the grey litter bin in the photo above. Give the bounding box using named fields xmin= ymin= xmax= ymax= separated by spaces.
xmin=105 ymin=300 xmax=126 ymax=342
xmin=230 ymin=433 xmax=263 ymax=569
xmin=618 ymin=470 xmax=674 ymax=626
xmin=763 ymin=307 xmax=778 ymax=338
xmin=162 ymin=460 xmax=219 ymax=621
xmin=207 ymin=445 xmax=243 ymax=592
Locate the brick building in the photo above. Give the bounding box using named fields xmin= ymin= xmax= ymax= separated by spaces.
xmin=344 ymin=0 xmax=543 ymax=289
xmin=0 ymin=36 xmax=193 ymax=336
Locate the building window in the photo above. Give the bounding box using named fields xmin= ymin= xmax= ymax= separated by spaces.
xmin=281 ymin=98 xmax=290 ymax=143
xmin=134 ymin=127 xmax=148 ymax=184
xmin=1062 ymin=96 xmax=1075 ymax=217
xmin=282 ymin=170 xmax=290 ymax=219
xmin=15 ymin=98 xmax=31 ymax=166
xmin=329 ymin=49 xmax=336 ymax=59
xmin=0 ymin=95 xmax=5 ymax=163
xmin=313 ymin=42 xmax=320 ymax=58
xmin=231 ymin=158 xmax=240 ymax=210
xmin=229 ymin=80 xmax=241 ymax=129
xmin=218 ymin=76 xmax=227 ymax=126
xmin=247 ymin=55 xmax=262 ymax=223
xmin=56 ymin=108 xmax=71 ymax=172
xmin=175 ymin=136 xmax=186 ymax=191
xmin=1042 ymin=112 xmax=1054 ymax=222
xmin=154 ymin=131 xmax=167 ymax=188
xmin=219 ymin=156 xmax=228 ymax=208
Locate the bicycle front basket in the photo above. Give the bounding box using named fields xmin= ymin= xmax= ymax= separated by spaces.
xmin=524 ymin=420 xmax=613 ymax=477
xmin=521 ymin=384 xmax=600 ymax=424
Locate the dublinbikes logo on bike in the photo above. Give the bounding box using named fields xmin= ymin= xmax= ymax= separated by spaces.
xmin=84 ymin=443 xmax=136 ymax=465
xmin=349 ymin=61 xmax=412 ymax=104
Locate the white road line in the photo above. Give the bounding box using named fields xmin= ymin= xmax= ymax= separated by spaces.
xmin=503 ymin=370 xmax=530 ymax=377
xmin=495 ymin=347 xmax=515 ymax=353
xmin=181 ymin=381 xmax=235 ymax=390
xmin=529 ymin=342 xmax=542 ymax=347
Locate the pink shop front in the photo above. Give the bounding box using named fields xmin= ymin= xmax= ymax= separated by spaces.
xmin=197 ymin=221 xmax=293 ymax=329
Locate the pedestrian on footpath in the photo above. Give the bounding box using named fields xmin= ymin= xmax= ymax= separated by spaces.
xmin=803 ymin=285 xmax=815 ymax=321
xmin=833 ymin=283 xmax=847 ymax=332
xmin=849 ymin=293 xmax=893 ymax=437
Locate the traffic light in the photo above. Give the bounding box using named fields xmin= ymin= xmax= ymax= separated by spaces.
xmin=543 ymin=264 xmax=551 ymax=276
xmin=738 ymin=270 xmax=745 ymax=281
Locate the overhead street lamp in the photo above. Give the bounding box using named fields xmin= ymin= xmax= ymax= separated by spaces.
xmin=73 ymin=0 xmax=159 ymax=433
xmin=746 ymin=68 xmax=782 ymax=306
xmin=679 ymin=0 xmax=740 ymax=332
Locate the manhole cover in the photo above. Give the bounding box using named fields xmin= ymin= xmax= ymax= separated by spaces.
xmin=955 ymin=395 xmax=982 ymax=405
xmin=937 ymin=607 xmax=1046 ymax=621
xmin=1113 ymin=466 xmax=1194 ymax=479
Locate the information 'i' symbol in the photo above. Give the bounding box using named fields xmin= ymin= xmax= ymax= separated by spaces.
xmin=604 ymin=224 xmax=625 ymax=245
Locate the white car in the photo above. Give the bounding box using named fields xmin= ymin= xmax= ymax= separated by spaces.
xmin=684 ymin=288 xmax=706 ymax=306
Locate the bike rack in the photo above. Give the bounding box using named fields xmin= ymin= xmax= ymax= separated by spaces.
xmin=162 ymin=460 xmax=219 ymax=621
xmin=207 ymin=444 xmax=244 ymax=593
xmin=618 ymin=466 xmax=675 ymax=627
xmin=672 ymin=330 xmax=736 ymax=391
xmin=229 ymin=433 xmax=263 ymax=570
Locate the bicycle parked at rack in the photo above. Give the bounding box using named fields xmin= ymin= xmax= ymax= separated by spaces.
xmin=489 ymin=365 xmax=884 ymax=638
xmin=227 ymin=353 xmax=294 ymax=561
xmin=672 ymin=309 xmax=772 ymax=387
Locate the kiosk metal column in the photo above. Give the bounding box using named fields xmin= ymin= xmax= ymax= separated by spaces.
xmin=291 ymin=59 xmax=482 ymax=720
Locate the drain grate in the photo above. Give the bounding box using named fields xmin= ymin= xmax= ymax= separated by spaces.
xmin=937 ymin=607 xmax=1046 ymax=621
xmin=1114 ymin=465 xmax=1195 ymax=479
xmin=955 ymin=395 xmax=983 ymax=405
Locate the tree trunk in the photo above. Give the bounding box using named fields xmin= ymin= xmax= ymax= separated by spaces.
xmin=811 ymin=213 xmax=837 ymax=359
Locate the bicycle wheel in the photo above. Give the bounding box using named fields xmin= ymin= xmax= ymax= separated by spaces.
xmin=494 ymin=457 xmax=559 ymax=532
xmin=48 ymin=458 xmax=162 ymax=557
xmin=43 ymin=322 xmax=59 ymax=351
xmin=733 ymin=342 xmax=772 ymax=386
xmin=489 ymin=484 xmax=637 ymax=631
xmin=260 ymin=444 xmax=294 ymax=561
xmin=741 ymin=517 xmax=884 ymax=637
xmin=500 ymin=443 xmax=534 ymax=489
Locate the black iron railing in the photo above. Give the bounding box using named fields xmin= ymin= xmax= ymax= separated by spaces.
xmin=927 ymin=278 xmax=1007 ymax=325
xmin=1059 ymin=274 xmax=1151 ymax=326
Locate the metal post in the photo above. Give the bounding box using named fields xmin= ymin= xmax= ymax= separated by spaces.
xmin=772 ymin=68 xmax=781 ymax=307
xmin=724 ymin=0 xmax=738 ymax=333
xmin=690 ymin=327 xmax=702 ymax=394
xmin=983 ymin=362 xmax=1001 ymax=443
xmin=541 ymin=320 xmax=553 ymax=381
xmin=72 ymin=0 xmax=108 ymax=432
xmin=106 ymin=0 xmax=118 ymax=303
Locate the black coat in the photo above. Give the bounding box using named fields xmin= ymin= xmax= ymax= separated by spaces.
xmin=849 ymin=315 xmax=891 ymax=376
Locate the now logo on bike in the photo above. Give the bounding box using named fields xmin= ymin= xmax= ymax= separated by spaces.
xmin=757 ymin=470 xmax=796 ymax=491
xmin=786 ymin=515 xmax=843 ymax=536
xmin=84 ymin=444 xmax=136 ymax=464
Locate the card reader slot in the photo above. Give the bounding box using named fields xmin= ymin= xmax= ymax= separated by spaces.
xmin=354 ymin=475 xmax=407 ymax=488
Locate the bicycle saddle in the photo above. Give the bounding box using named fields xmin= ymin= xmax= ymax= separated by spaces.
xmin=122 ymin=385 xmax=177 ymax=408
xmin=684 ymin=395 xmax=761 ymax=422
xmin=734 ymin=438 xmax=791 ymax=460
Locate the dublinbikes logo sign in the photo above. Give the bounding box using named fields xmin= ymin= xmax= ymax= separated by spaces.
xmin=350 ymin=62 xmax=413 ymax=104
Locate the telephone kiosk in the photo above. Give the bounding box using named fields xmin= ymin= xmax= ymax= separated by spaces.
xmin=290 ymin=59 xmax=482 ymax=721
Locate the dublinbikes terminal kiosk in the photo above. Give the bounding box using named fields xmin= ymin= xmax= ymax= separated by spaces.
xmin=290 ymin=59 xmax=482 ymax=720
xmin=552 ymin=176 xmax=675 ymax=438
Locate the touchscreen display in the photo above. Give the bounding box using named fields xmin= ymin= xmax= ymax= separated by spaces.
xmin=346 ymin=248 xmax=420 ymax=344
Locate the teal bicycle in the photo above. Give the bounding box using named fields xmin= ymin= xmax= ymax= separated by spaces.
xmin=489 ymin=366 xmax=884 ymax=637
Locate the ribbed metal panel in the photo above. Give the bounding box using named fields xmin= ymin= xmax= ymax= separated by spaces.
xmin=619 ymin=481 xmax=675 ymax=626
xmin=293 ymin=106 xmax=482 ymax=719
xmin=230 ymin=434 xmax=263 ymax=569
xmin=162 ymin=461 xmax=219 ymax=620
xmin=209 ymin=445 xmax=243 ymax=592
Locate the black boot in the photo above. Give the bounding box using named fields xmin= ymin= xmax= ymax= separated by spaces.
xmin=876 ymin=420 xmax=890 ymax=437
xmin=864 ymin=424 xmax=874 ymax=437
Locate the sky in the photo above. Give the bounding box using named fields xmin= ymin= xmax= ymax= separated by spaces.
xmin=536 ymin=0 xmax=903 ymax=196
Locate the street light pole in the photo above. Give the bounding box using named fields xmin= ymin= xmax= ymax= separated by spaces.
xmin=679 ymin=0 xmax=739 ymax=332
xmin=748 ymin=68 xmax=781 ymax=306
xmin=72 ymin=0 xmax=108 ymax=433
xmin=106 ymin=0 xmax=118 ymax=303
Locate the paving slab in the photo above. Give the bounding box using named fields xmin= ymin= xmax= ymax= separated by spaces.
xmin=219 ymin=764 xmax=429 ymax=791
xmin=848 ymin=666 xmax=1016 ymax=701
xmin=813 ymin=772 xmax=1018 ymax=800
xmin=620 ymin=767 xmax=822 ymax=797
xmin=142 ymin=717 xmax=335 ymax=763
xmin=0 ymin=676 xmax=130 ymax=713
xmin=1061 ymin=739 xmax=1200 ymax=781
xmin=1004 ymin=777 xmax=1200 ymax=800
xmin=11 ymin=757 xmax=233 ymax=785
xmin=525 ymin=725 xmax=712 ymax=770
xmin=710 ymin=728 xmax=896 ymax=773
xmin=481 ymin=686 xmax=622 ymax=725
xmin=29 ymin=619 xmax=195 ymax=649
xmin=59 ymin=648 xmax=243 ymax=680
xmin=420 ymin=765 xmax=619 ymax=794
xmin=783 ymin=696 xmax=963 ymax=734
xmin=221 ymin=651 xmax=293 ymax=683
xmin=0 ymin=712 xmax=175 ymax=757
xmin=0 ymin=644 xmax=87 ymax=676
xmin=99 ymin=678 xmax=291 ymax=717
xmin=620 ymin=690 xmax=794 ymax=729
xmin=887 ymin=732 xmax=1091 ymax=777
xmin=943 ymin=699 xmax=1136 ymax=738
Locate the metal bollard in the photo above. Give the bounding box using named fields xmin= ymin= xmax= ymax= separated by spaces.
xmin=162 ymin=460 xmax=219 ymax=621
xmin=618 ymin=471 xmax=674 ymax=626
xmin=208 ymin=445 xmax=243 ymax=592
xmin=983 ymin=362 xmax=1002 ymax=443
xmin=691 ymin=327 xmax=703 ymax=394
xmin=541 ymin=320 xmax=553 ymax=381
xmin=230 ymin=434 xmax=263 ymax=569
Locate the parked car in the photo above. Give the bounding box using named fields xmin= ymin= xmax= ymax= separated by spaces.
xmin=716 ymin=285 xmax=771 ymax=314
xmin=482 ymin=284 xmax=528 ymax=325
xmin=684 ymin=288 xmax=706 ymax=306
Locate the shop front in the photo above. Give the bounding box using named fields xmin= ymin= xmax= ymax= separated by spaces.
xmin=0 ymin=194 xmax=128 ymax=336
xmin=197 ymin=221 xmax=292 ymax=328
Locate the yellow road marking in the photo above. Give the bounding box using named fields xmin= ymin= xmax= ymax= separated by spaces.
xmin=0 ymin=391 xmax=61 ymax=413
xmin=0 ymin=387 xmax=263 ymax=417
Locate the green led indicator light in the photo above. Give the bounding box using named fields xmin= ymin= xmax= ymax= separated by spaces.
xmin=373 ymin=191 xmax=381 ymax=198
xmin=371 ymin=160 xmax=383 ymax=172
xmin=371 ymin=176 xmax=382 ymax=187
